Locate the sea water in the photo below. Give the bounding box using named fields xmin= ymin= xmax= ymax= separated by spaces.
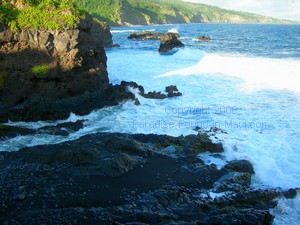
xmin=2 ymin=23 xmax=300 ymax=224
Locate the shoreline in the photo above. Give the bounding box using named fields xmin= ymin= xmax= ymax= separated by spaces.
xmin=1 ymin=131 xmax=297 ymax=224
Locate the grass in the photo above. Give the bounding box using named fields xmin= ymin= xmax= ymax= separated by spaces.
xmin=0 ymin=0 xmax=84 ymax=31
xmin=32 ymin=64 xmax=48 ymax=75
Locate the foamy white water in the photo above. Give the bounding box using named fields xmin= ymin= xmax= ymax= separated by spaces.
xmin=111 ymin=29 xmax=155 ymax=33
xmin=168 ymin=27 xmax=179 ymax=33
xmin=158 ymin=54 xmax=300 ymax=95
xmin=110 ymin=29 xmax=140 ymax=33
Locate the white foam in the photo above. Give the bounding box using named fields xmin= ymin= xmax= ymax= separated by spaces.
xmin=208 ymin=191 xmax=233 ymax=200
xmin=198 ymin=153 xmax=227 ymax=170
xmin=168 ymin=27 xmax=179 ymax=33
xmin=271 ymin=192 xmax=300 ymax=225
xmin=111 ymin=29 xmax=156 ymax=34
xmin=157 ymin=54 xmax=300 ymax=95
xmin=110 ymin=29 xmax=140 ymax=33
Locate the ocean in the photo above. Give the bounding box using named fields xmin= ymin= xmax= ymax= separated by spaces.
xmin=2 ymin=23 xmax=300 ymax=224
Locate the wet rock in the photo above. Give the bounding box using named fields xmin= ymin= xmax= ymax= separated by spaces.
xmin=119 ymin=81 xmax=182 ymax=100
xmin=197 ymin=35 xmax=211 ymax=41
xmin=37 ymin=120 xmax=85 ymax=136
xmin=165 ymin=85 xmax=182 ymax=97
xmin=142 ymin=86 xmax=182 ymax=99
xmin=165 ymin=85 xmax=178 ymax=93
xmin=159 ymin=33 xmax=185 ymax=53
xmin=128 ymin=31 xmax=163 ymax=40
xmin=0 ymin=125 xmax=34 ymax=139
xmin=120 ymin=81 xmax=145 ymax=95
xmin=0 ymin=132 xmax=298 ymax=225
xmin=223 ymin=160 xmax=254 ymax=174
xmin=184 ymin=133 xmax=224 ymax=156
xmin=134 ymin=98 xmax=141 ymax=105
xmin=142 ymin=91 xmax=167 ymax=99
xmin=213 ymin=172 xmax=251 ymax=193
xmin=283 ymin=188 xmax=299 ymax=199
xmin=19 ymin=133 xmax=155 ymax=177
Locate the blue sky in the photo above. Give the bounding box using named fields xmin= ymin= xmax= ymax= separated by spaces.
xmin=183 ymin=0 xmax=300 ymax=21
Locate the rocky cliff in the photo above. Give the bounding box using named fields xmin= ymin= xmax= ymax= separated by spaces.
xmin=0 ymin=14 xmax=115 ymax=122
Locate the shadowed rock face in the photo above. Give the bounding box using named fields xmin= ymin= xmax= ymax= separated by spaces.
xmin=0 ymin=132 xmax=298 ymax=224
xmin=0 ymin=14 xmax=113 ymax=122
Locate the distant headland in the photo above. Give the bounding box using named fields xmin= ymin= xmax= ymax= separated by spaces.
xmin=77 ymin=0 xmax=298 ymax=25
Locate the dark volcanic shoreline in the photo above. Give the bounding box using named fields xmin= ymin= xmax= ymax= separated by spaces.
xmin=1 ymin=4 xmax=299 ymax=224
xmin=0 ymin=131 xmax=298 ymax=224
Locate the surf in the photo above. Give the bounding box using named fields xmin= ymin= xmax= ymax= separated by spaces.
xmin=157 ymin=53 xmax=300 ymax=95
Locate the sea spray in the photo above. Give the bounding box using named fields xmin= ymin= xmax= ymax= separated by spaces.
xmin=168 ymin=27 xmax=179 ymax=33
xmin=157 ymin=54 xmax=300 ymax=95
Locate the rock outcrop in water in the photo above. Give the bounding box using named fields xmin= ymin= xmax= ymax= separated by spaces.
xmin=197 ymin=35 xmax=211 ymax=41
xmin=128 ymin=31 xmax=164 ymax=40
xmin=0 ymin=14 xmax=116 ymax=122
xmin=0 ymin=131 xmax=298 ymax=224
xmin=159 ymin=32 xmax=185 ymax=53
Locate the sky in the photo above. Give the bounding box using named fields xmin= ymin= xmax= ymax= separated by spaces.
xmin=183 ymin=0 xmax=300 ymax=21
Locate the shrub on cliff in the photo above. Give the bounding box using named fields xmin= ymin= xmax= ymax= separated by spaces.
xmin=31 ymin=64 xmax=48 ymax=75
xmin=0 ymin=1 xmax=19 ymax=31
xmin=0 ymin=0 xmax=84 ymax=31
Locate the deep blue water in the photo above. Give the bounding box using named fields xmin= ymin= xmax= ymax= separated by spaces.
xmin=110 ymin=23 xmax=300 ymax=58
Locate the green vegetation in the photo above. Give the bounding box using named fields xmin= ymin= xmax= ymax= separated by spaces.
xmin=76 ymin=0 xmax=121 ymax=24
xmin=0 ymin=0 xmax=83 ymax=31
xmin=0 ymin=1 xmax=19 ymax=31
xmin=77 ymin=0 xmax=297 ymax=25
xmin=1 ymin=0 xmax=296 ymax=30
xmin=32 ymin=64 xmax=48 ymax=75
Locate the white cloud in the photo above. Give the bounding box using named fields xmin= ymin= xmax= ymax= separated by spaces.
xmin=183 ymin=0 xmax=300 ymax=21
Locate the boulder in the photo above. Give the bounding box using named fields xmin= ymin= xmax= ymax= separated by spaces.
xmin=198 ymin=35 xmax=211 ymax=41
xmin=37 ymin=120 xmax=85 ymax=136
xmin=0 ymin=124 xmax=34 ymax=139
xmin=118 ymin=82 xmax=182 ymax=100
xmin=213 ymin=172 xmax=252 ymax=193
xmin=142 ymin=91 xmax=167 ymax=99
xmin=223 ymin=159 xmax=254 ymax=174
xmin=159 ymin=32 xmax=184 ymax=53
xmin=165 ymin=85 xmax=182 ymax=97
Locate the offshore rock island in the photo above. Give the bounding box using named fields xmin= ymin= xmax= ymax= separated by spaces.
xmin=0 ymin=0 xmax=299 ymax=224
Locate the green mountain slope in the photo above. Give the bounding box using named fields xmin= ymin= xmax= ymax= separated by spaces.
xmin=76 ymin=0 xmax=296 ymax=25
